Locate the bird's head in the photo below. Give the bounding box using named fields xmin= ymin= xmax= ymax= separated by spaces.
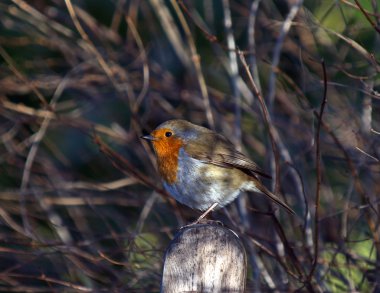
xmin=141 ymin=119 xmax=209 ymax=156
xmin=141 ymin=119 xmax=208 ymax=183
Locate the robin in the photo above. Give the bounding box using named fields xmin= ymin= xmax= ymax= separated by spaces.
xmin=141 ymin=119 xmax=294 ymax=221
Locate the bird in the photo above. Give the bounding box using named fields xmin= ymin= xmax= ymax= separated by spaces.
xmin=141 ymin=119 xmax=294 ymax=222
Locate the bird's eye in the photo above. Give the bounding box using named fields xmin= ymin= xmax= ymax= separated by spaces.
xmin=165 ymin=131 xmax=172 ymax=137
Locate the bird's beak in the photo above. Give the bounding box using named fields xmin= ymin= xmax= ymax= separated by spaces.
xmin=140 ymin=134 xmax=155 ymax=141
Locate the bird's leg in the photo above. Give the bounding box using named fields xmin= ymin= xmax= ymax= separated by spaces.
xmin=194 ymin=202 xmax=219 ymax=224
xmin=179 ymin=203 xmax=219 ymax=229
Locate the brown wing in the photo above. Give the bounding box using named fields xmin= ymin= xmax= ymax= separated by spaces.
xmin=185 ymin=132 xmax=295 ymax=215
xmin=184 ymin=132 xmax=271 ymax=179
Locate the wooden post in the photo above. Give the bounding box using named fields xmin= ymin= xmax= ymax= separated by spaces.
xmin=161 ymin=223 xmax=247 ymax=293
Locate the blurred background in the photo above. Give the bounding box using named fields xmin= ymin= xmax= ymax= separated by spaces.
xmin=0 ymin=0 xmax=379 ymax=291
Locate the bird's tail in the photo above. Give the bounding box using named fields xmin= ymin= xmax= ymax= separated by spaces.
xmin=256 ymin=183 xmax=295 ymax=215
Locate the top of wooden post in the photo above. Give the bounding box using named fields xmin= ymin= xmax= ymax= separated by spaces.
xmin=161 ymin=222 xmax=247 ymax=293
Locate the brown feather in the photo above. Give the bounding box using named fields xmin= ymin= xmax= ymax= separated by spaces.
xmin=184 ymin=132 xmax=271 ymax=179
xmin=254 ymin=181 xmax=295 ymax=214
xmin=184 ymin=131 xmax=294 ymax=214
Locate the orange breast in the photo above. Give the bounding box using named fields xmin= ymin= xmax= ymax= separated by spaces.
xmin=152 ymin=136 xmax=184 ymax=184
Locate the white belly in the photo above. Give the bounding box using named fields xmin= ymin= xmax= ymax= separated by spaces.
xmin=163 ymin=148 xmax=254 ymax=211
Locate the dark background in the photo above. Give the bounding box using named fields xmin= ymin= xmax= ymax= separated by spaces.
xmin=0 ymin=0 xmax=379 ymax=291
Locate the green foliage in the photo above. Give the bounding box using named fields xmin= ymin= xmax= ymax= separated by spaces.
xmin=323 ymin=239 xmax=375 ymax=292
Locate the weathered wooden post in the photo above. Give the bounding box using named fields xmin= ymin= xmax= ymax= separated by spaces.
xmin=161 ymin=223 xmax=247 ymax=293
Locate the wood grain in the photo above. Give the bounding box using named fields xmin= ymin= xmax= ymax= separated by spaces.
xmin=161 ymin=223 xmax=246 ymax=293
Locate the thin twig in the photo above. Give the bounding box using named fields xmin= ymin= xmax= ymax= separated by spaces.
xmin=125 ymin=16 xmax=150 ymax=112
xmin=266 ymin=0 xmax=303 ymax=109
xmin=1 ymin=100 xmax=128 ymax=141
xmin=64 ymin=0 xmax=125 ymax=95
xmin=340 ymin=0 xmax=380 ymax=17
xmin=0 ymin=46 xmax=47 ymax=106
xmin=174 ymin=0 xmax=215 ymax=129
xmin=355 ymin=146 xmax=379 ymax=162
xmin=222 ymin=0 xmax=240 ymax=146
xmin=150 ymin=0 xmax=190 ymax=66
xmin=353 ymin=0 xmax=380 ymax=34
xmin=308 ymin=59 xmax=328 ymax=282
xmin=239 ymin=52 xmax=282 ymax=194
xmin=248 ymin=0 xmax=262 ymax=94
xmin=0 ymin=273 xmax=92 ymax=292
